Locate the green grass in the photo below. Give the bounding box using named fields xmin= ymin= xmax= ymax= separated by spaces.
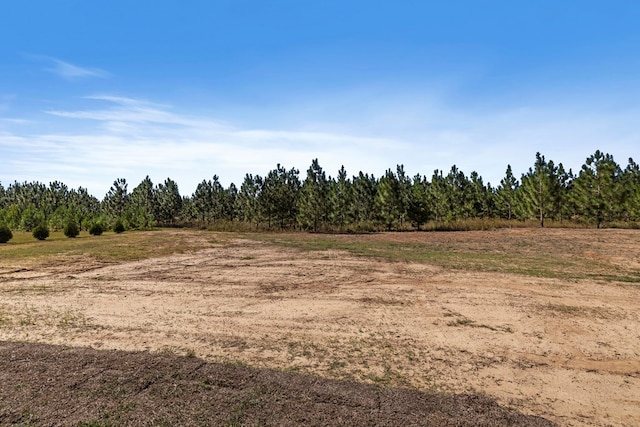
xmin=3 ymin=228 xmax=639 ymax=284
xmin=0 ymin=229 xmax=215 ymax=266
xmin=244 ymin=231 xmax=640 ymax=283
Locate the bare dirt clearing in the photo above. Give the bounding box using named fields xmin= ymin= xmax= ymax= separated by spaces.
xmin=1 ymin=228 xmax=639 ymax=426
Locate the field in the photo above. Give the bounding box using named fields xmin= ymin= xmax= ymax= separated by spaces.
xmin=1 ymin=228 xmax=639 ymax=426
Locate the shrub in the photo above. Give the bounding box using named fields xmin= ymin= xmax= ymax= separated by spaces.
xmin=63 ymin=221 xmax=80 ymax=238
xmin=89 ymin=223 xmax=104 ymax=236
xmin=32 ymin=223 xmax=50 ymax=241
xmin=113 ymin=219 xmax=125 ymax=234
xmin=0 ymin=225 xmax=12 ymax=243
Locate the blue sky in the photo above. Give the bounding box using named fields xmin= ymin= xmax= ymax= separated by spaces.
xmin=1 ymin=1 xmax=639 ymax=197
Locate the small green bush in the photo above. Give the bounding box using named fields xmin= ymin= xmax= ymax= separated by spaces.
xmin=89 ymin=223 xmax=104 ymax=236
xmin=0 ymin=225 xmax=13 ymax=243
xmin=32 ymin=223 xmax=50 ymax=241
xmin=113 ymin=219 xmax=125 ymax=234
xmin=64 ymin=221 xmax=80 ymax=238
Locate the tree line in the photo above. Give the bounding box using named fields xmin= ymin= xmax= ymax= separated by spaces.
xmin=1 ymin=150 xmax=639 ymax=234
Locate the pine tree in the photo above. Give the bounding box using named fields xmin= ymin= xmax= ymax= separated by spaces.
xmin=375 ymin=168 xmax=400 ymax=231
xmin=297 ymin=159 xmax=328 ymax=232
xmin=429 ymin=170 xmax=449 ymax=222
xmin=155 ymin=178 xmax=182 ymax=226
xmin=127 ymin=176 xmax=157 ymax=229
xmin=103 ymin=178 xmax=129 ymax=225
xmin=570 ymin=150 xmax=622 ymax=228
xmin=328 ymin=166 xmax=352 ymax=231
xmin=518 ymin=153 xmax=557 ymax=227
xmin=407 ymin=174 xmax=431 ymax=230
xmin=495 ymin=165 xmax=519 ymax=220
xmin=621 ymin=158 xmax=640 ymax=221
xmin=235 ymin=174 xmax=262 ymax=228
xmin=351 ymin=172 xmax=377 ymax=227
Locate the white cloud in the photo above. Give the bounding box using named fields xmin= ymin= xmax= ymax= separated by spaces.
xmin=25 ymin=54 xmax=109 ymax=80
xmin=2 ymin=93 xmax=639 ymax=197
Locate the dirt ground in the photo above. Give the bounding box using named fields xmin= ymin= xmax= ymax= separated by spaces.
xmin=0 ymin=341 xmax=554 ymax=426
xmin=1 ymin=228 xmax=639 ymax=426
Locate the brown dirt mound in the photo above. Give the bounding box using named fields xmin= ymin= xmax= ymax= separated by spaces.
xmin=0 ymin=341 xmax=555 ymax=426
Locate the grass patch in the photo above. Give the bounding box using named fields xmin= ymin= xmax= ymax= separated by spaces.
xmin=244 ymin=231 xmax=628 ymax=281
xmin=0 ymin=229 xmax=216 ymax=267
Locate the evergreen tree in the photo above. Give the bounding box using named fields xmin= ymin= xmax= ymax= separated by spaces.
xmin=555 ymin=163 xmax=573 ymax=223
xmin=32 ymin=223 xmax=50 ymax=240
xmin=621 ymin=158 xmax=640 ymax=221
xmin=103 ymin=178 xmax=129 ymax=224
xmin=407 ymin=174 xmax=431 ymax=230
xmin=0 ymin=224 xmax=12 ymax=243
xmin=155 ymin=178 xmax=182 ymax=226
xmin=395 ymin=165 xmax=411 ymax=228
xmin=20 ymin=204 xmax=44 ymax=232
xmin=193 ymin=179 xmax=214 ymax=225
xmin=518 ymin=153 xmax=557 ymax=227
xmin=261 ymin=165 xmax=300 ymax=229
xmin=126 ymin=176 xmax=156 ymax=229
xmin=570 ymin=150 xmax=622 ymax=228
xmin=495 ymin=165 xmax=519 ymax=220
xmin=297 ymin=159 xmax=329 ymax=232
xmin=328 ymin=166 xmax=352 ymax=231
xmin=235 ymin=174 xmax=262 ymax=227
xmin=351 ymin=172 xmax=377 ymax=226
xmin=468 ymin=171 xmax=490 ymax=218
xmin=375 ymin=168 xmax=400 ymax=231
xmin=429 ymin=170 xmax=449 ymax=222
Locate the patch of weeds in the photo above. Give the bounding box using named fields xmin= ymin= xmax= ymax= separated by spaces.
xmin=0 ymin=310 xmax=10 ymax=327
xmin=328 ymin=359 xmax=347 ymax=370
xmin=57 ymin=308 xmax=90 ymax=328
xmin=159 ymin=346 xmax=178 ymax=355
xmin=18 ymin=311 xmax=36 ymax=326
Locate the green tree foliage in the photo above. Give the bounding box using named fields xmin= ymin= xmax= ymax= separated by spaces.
xmin=235 ymin=174 xmax=262 ymax=228
xmin=20 ymin=204 xmax=44 ymax=232
xmin=517 ymin=153 xmax=559 ymax=227
xmin=351 ymin=172 xmax=377 ymax=226
xmin=63 ymin=220 xmax=80 ymax=238
xmin=328 ymin=166 xmax=352 ymax=231
xmin=429 ymin=170 xmax=449 ymax=222
xmin=3 ymin=150 xmax=640 ymax=233
xmin=407 ymin=174 xmax=431 ymax=230
xmin=32 ymin=223 xmax=50 ymax=241
xmin=113 ymin=219 xmax=125 ymax=234
xmin=297 ymin=159 xmax=328 ymax=232
xmin=495 ymin=165 xmax=519 ymax=220
xmin=375 ymin=168 xmax=401 ymax=230
xmin=621 ymin=158 xmax=640 ymax=221
xmin=155 ymin=178 xmax=183 ymax=226
xmin=125 ymin=176 xmax=157 ymax=229
xmin=570 ymin=150 xmax=622 ymax=228
xmin=89 ymin=223 xmax=104 ymax=236
xmin=103 ymin=178 xmax=129 ymax=225
xmin=261 ymin=164 xmax=300 ymax=230
xmin=0 ymin=224 xmax=12 ymax=243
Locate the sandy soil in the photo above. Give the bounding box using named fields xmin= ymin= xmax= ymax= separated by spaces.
xmin=1 ymin=229 xmax=639 ymax=426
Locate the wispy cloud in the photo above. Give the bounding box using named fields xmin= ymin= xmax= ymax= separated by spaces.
xmin=1 ymin=93 xmax=638 ymax=197
xmin=1 ymin=96 xmax=402 ymax=195
xmin=26 ymin=54 xmax=108 ymax=80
